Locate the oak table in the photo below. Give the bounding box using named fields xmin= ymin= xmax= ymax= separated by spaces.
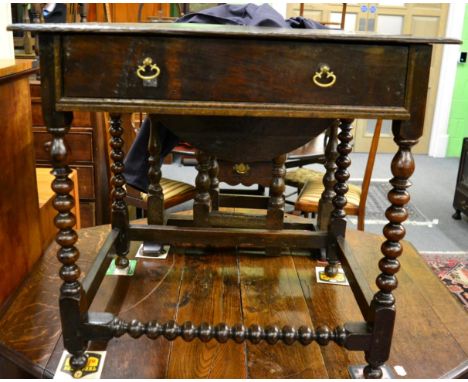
xmin=7 ymin=23 xmax=460 ymax=378
xmin=0 ymin=224 xmax=467 ymax=378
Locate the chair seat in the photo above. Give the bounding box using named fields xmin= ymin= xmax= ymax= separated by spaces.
xmin=139 ymin=178 xmax=195 ymax=209
xmin=295 ymin=177 xmax=361 ymax=215
xmin=285 ymin=167 xmax=324 ymax=189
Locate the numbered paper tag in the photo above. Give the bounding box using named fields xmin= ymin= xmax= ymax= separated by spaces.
xmin=54 ymin=351 xmax=106 ymax=379
xmin=316 ymin=266 xmax=349 ymax=286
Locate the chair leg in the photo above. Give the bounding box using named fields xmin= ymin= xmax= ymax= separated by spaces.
xmin=357 ymin=214 xmax=365 ymax=231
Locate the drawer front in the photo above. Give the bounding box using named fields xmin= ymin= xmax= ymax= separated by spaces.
xmin=62 ymin=35 xmax=407 ymax=107
xmin=33 ymin=130 xmax=94 ymax=163
xmin=31 ymin=98 xmax=93 ymax=127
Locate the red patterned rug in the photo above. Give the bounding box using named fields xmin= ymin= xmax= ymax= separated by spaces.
xmin=420 ymin=252 xmax=468 ymax=311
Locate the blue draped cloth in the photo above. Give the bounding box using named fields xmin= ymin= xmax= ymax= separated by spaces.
xmin=123 ymin=3 xmax=326 ymax=192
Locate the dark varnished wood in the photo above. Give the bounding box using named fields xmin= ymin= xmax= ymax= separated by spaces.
xmin=166 ymin=253 xmax=245 ymax=378
xmin=364 ymin=133 xmax=417 ymax=378
xmin=194 ymin=150 xmax=212 ymax=227
xmin=325 ymin=119 xmax=354 ymax=277
xmin=157 ymin=116 xmax=334 ymax=163
xmin=1 ymin=225 xmax=467 ymax=378
xmin=239 ymin=254 xmax=329 ymax=378
xmin=61 ymin=36 xmax=408 ymax=108
xmin=146 ymin=115 xmax=164 ymax=225
xmin=317 ymin=120 xmax=339 ymax=231
xmin=109 ymin=114 xmax=130 ymax=269
xmin=217 ymin=160 xmax=275 ymax=187
xmin=208 ymin=156 xmax=220 ymax=211
xmin=8 ymin=22 xmax=460 ymax=43
xmin=11 ymin=23 xmax=459 ymax=378
xmin=128 ymin=224 xmax=329 ymax=250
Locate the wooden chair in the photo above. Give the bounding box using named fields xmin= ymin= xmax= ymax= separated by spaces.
xmin=294 ymin=119 xmax=382 ymax=231
xmin=105 ymin=114 xmax=196 ymax=215
xmin=126 ymin=180 xmax=195 ymax=212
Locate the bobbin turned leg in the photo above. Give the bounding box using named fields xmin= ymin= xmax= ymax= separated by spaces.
xmin=317 ymin=120 xmax=339 ymax=231
xmin=364 ymin=134 xmax=417 ymax=379
xmin=109 ymin=113 xmax=130 ymax=268
xmin=325 ymin=119 xmax=353 ymax=277
xmin=194 ymin=150 xmax=212 ymax=227
xmin=50 ymin=111 xmax=89 ymax=373
xmin=143 ymin=115 xmax=165 ymax=256
xmin=39 ymin=34 xmax=89 ymax=375
xmin=265 ymin=154 xmax=286 ymax=256
xmin=209 ymin=156 xmax=220 ymax=211
xmin=267 ymin=154 xmax=287 ymax=230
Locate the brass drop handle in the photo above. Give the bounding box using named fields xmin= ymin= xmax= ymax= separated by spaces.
xmin=136 ymin=57 xmax=161 ymax=81
xmin=233 ymin=163 xmax=250 ymax=175
xmin=312 ymin=65 xmax=337 ymax=88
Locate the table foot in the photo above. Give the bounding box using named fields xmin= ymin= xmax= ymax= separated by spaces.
xmin=70 ymin=352 xmax=88 ymax=375
xmin=115 ymin=256 xmax=129 ymax=269
xmin=324 ymin=263 xmax=339 ymax=277
xmin=349 ymin=364 xmax=394 ymax=379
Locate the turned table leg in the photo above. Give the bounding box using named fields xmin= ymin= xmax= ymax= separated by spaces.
xmin=194 ymin=150 xmax=212 ymax=227
xmin=49 ymin=111 xmax=89 ymax=372
xmin=267 ymin=154 xmax=287 ymax=230
xmin=325 ymin=119 xmax=353 ymax=277
xmin=142 ymin=115 xmax=166 ymax=256
xmin=39 ymin=34 xmax=89 ymax=374
xmin=317 ymin=120 xmax=339 ymax=231
xmin=364 ymin=135 xmax=417 ymax=378
xmin=209 ymin=156 xmax=220 ymax=211
xmin=452 ymin=209 xmax=462 ymax=220
xmin=109 ymin=113 xmax=130 ymax=268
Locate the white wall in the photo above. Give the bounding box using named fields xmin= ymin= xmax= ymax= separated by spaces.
xmin=429 ymin=3 xmax=466 ymax=157
xmin=0 ymin=2 xmax=14 ymax=60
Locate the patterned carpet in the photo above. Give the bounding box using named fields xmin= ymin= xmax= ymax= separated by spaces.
xmin=348 ymin=181 xmax=438 ymax=227
xmin=420 ymin=252 xmax=468 ymax=310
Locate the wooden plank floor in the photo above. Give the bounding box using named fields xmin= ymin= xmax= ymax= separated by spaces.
xmin=1 ymin=222 xmax=467 ymax=378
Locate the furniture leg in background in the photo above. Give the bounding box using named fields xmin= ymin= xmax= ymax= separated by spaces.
xmin=109 ymin=113 xmax=130 ymax=268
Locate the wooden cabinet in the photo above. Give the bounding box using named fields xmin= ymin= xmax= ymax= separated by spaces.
xmin=30 ymin=80 xmax=110 ymax=227
xmin=453 ymin=137 xmax=468 ymax=219
xmin=0 ymin=60 xmax=41 ymax=307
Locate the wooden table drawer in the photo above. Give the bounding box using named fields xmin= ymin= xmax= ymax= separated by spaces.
xmin=33 ymin=130 xmax=94 ymax=162
xmin=62 ymin=35 xmax=408 ymax=107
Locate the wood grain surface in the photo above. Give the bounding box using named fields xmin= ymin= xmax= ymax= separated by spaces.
xmin=1 ymin=223 xmax=467 ymax=378
xmin=0 ymin=62 xmax=42 ymax=307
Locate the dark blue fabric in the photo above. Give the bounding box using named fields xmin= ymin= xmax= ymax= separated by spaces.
xmin=176 ymin=3 xmax=327 ymax=29
xmin=123 ymin=3 xmax=326 ymax=192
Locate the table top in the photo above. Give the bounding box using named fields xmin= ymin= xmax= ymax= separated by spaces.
xmin=8 ymin=23 xmax=461 ymax=44
xmin=0 ymin=220 xmax=466 ymax=378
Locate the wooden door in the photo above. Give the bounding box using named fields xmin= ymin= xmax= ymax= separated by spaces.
xmin=287 ymin=3 xmax=449 ymax=154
